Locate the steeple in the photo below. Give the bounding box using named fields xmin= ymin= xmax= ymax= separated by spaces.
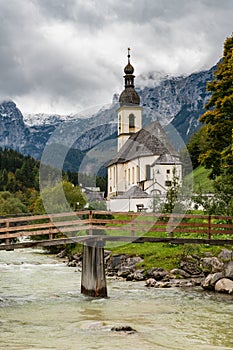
xmin=119 ymin=48 xmax=140 ymax=106
xmin=117 ymin=49 xmax=142 ymax=151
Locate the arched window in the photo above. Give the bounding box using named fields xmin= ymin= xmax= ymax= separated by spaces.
xmin=129 ymin=113 xmax=135 ymax=129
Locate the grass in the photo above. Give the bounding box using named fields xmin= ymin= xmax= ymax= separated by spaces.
xmin=104 ymin=211 xmax=229 ymax=271
xmin=106 ymin=241 xmax=223 ymax=272
xmin=185 ymin=165 xmax=214 ymax=193
xmin=65 ymin=210 xmax=230 ymax=271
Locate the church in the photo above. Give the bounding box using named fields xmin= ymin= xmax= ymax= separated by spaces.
xmin=106 ymin=49 xmax=182 ymax=212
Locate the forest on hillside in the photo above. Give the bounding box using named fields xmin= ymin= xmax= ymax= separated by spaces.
xmin=0 ymin=147 xmax=106 ymax=215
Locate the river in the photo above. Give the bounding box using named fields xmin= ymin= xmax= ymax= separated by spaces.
xmin=0 ymin=249 xmax=232 ymax=350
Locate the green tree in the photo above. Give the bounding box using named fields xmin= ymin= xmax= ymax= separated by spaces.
xmin=193 ymin=171 xmax=233 ymax=216
xmin=162 ymin=168 xmax=185 ymax=214
xmin=185 ymin=125 xmax=209 ymax=171
xmin=33 ymin=181 xmax=87 ymax=214
xmin=0 ymin=191 xmax=27 ymax=215
xmin=199 ymin=34 xmax=233 ymax=179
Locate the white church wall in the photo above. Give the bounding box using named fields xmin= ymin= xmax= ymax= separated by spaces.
xmin=150 ymin=163 xmax=182 ymax=193
xmin=117 ymin=106 xmax=142 ymax=151
xmin=117 ymin=106 xmax=142 ymax=135
xmin=137 ymin=156 xmax=159 ymax=182
xmin=107 ymin=197 xmax=152 ymax=212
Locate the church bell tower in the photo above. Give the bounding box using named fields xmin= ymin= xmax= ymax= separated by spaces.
xmin=117 ymin=48 xmax=142 ymax=151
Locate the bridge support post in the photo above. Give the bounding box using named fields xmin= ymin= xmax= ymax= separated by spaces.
xmin=81 ymin=241 xmax=107 ymax=298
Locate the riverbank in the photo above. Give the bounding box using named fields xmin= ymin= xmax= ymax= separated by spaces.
xmin=65 ymin=248 xmax=233 ymax=295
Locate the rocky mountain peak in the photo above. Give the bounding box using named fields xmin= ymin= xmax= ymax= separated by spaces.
xmin=0 ymin=63 xmax=217 ymax=162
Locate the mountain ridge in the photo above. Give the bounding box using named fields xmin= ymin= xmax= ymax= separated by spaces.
xmin=0 ymin=64 xmax=216 ymax=163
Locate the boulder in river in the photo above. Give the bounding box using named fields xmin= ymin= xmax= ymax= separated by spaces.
xmin=218 ymin=249 xmax=232 ymax=263
xmin=201 ymin=272 xmax=224 ymax=291
xmin=214 ymin=278 xmax=233 ymax=294
xmin=126 ymin=269 xmax=145 ymax=281
xmin=224 ymin=260 xmax=233 ymax=280
xmin=169 ymin=268 xmax=191 ymax=279
xmin=200 ymin=257 xmax=224 ymax=274
xmin=146 ymin=267 xmax=169 ymax=280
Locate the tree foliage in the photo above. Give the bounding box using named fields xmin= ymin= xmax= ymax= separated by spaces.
xmin=0 ymin=191 xmax=27 ymax=215
xmin=199 ymin=34 xmax=233 ymax=179
xmin=193 ymin=171 xmax=233 ymax=216
xmin=185 ymin=125 xmax=209 ymax=170
xmin=162 ymin=168 xmax=185 ymax=214
xmin=0 ymin=147 xmax=39 ymax=192
xmin=33 ymin=181 xmax=87 ymax=214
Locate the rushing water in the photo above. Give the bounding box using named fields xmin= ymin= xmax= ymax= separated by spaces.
xmin=0 ymin=249 xmax=233 ymax=350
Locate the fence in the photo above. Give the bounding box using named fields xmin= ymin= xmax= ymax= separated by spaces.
xmin=0 ymin=211 xmax=233 ymax=249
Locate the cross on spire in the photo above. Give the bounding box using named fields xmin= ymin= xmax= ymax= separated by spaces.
xmin=128 ymin=47 xmax=130 ymax=63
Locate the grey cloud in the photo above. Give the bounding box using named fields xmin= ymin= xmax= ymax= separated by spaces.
xmin=0 ymin=0 xmax=233 ymax=114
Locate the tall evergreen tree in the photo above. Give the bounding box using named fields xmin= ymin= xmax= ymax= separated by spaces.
xmin=199 ymin=34 xmax=233 ymax=179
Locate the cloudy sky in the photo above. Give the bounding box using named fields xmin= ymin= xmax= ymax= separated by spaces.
xmin=0 ymin=0 xmax=232 ymax=115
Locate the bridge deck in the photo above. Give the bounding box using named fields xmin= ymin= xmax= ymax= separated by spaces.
xmin=1 ymin=210 xmax=233 ymax=251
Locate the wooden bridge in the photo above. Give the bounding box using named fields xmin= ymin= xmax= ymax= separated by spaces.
xmin=1 ymin=210 xmax=233 ymax=297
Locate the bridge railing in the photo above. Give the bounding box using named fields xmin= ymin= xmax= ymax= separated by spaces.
xmin=87 ymin=211 xmax=233 ymax=240
xmin=0 ymin=211 xmax=233 ymax=248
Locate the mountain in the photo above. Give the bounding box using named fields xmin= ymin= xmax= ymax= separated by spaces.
xmin=0 ymin=101 xmax=30 ymax=153
xmin=0 ymin=64 xmax=216 ymax=166
xmin=138 ymin=66 xmax=215 ymax=142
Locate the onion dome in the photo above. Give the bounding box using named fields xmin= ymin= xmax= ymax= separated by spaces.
xmin=124 ymin=56 xmax=134 ymax=74
xmin=119 ymin=48 xmax=140 ymax=106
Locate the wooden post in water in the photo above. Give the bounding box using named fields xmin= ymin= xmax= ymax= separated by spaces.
xmin=81 ymin=241 xmax=107 ymax=298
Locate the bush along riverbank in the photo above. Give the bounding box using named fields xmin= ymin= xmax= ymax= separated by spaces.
xmin=64 ymin=248 xmax=233 ymax=295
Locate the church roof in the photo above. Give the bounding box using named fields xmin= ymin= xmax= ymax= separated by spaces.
xmin=107 ymin=120 xmax=178 ymax=167
xmin=119 ymin=87 xmax=140 ymax=105
xmin=151 ymin=153 xmax=182 ymax=166
xmin=114 ymin=185 xmax=149 ymax=199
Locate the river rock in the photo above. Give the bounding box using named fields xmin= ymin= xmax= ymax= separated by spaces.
xmin=104 ymin=250 xmax=111 ymax=264
xmin=108 ymin=254 xmax=142 ymax=270
xmin=201 ymin=272 xmax=224 ymax=291
xmin=169 ymin=268 xmax=191 ymax=279
xmin=154 ymin=281 xmax=172 ymax=288
xmin=67 ymin=260 xmax=78 ymax=267
xmin=107 ymin=254 xmax=143 ymax=278
xmin=126 ymin=269 xmax=145 ymax=281
xmin=200 ymin=257 xmax=224 ymax=274
xmin=180 ymin=259 xmax=202 ymax=275
xmin=111 ymin=325 xmax=137 ymax=333
xmin=218 ymin=249 xmax=233 ymax=262
xmin=224 ymin=261 xmax=233 ymax=280
xmin=145 ymin=278 xmax=156 ymax=287
xmin=215 ymin=278 xmax=233 ymax=294
xmin=146 ymin=267 xmax=169 ymax=280
xmin=67 ymin=252 xmax=83 ymax=267
xmin=56 ymin=249 xmax=66 ymax=258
